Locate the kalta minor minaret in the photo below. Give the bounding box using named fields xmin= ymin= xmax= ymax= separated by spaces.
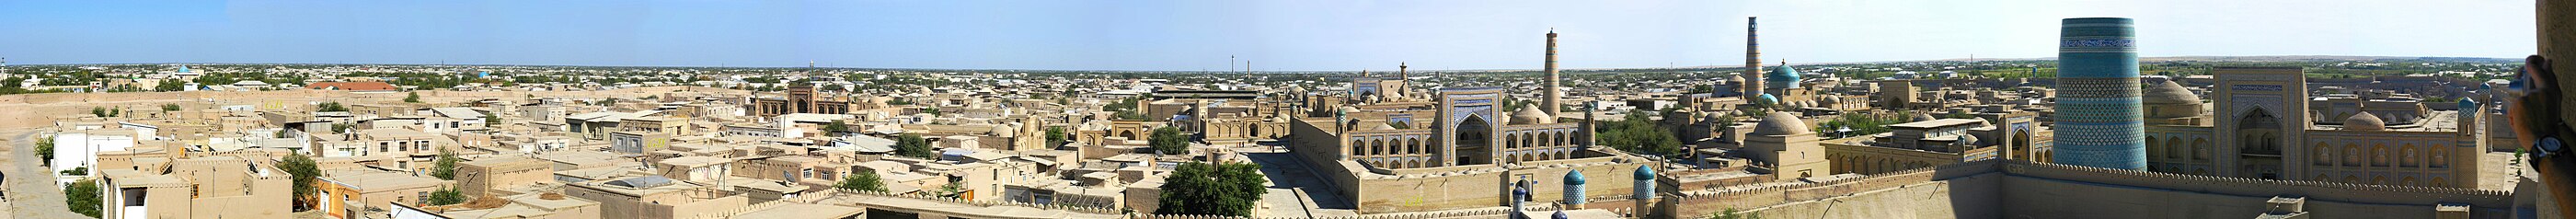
xmin=1742 ymin=17 xmax=1765 ymax=97
xmin=1542 ymin=29 xmax=1564 ymax=112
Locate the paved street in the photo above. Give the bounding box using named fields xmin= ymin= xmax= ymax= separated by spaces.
xmin=5 ymin=130 xmax=84 ymax=219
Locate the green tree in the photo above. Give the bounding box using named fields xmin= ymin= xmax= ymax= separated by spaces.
xmin=316 ymin=102 xmax=348 ymax=112
xmin=155 ymin=81 xmax=184 ymax=91
xmin=895 ymin=133 xmax=937 ymax=158
xmin=823 ymin=121 xmax=851 ymax=135
xmin=1044 ymin=126 xmax=1069 ymax=146
xmin=36 ymin=137 xmax=54 ymax=165
xmin=91 ymin=107 xmax=107 ymax=117
xmin=405 ymin=91 xmax=422 ymax=103
xmin=1149 ymin=126 xmax=1189 ymax=155
xmin=484 ymin=114 xmax=501 ymax=124
xmin=431 ymin=148 xmax=460 ymax=179
xmin=66 ymin=179 xmax=102 ymax=218
xmin=424 ymin=186 xmax=467 ymax=205
xmin=837 ymin=170 xmax=889 ymax=192
xmin=1599 ymin=110 xmax=1683 ymax=157
xmin=1155 ymin=162 xmax=1268 ymax=216
xmin=282 ymin=153 xmax=322 ymax=210
xmin=162 ymin=103 xmax=181 ymax=111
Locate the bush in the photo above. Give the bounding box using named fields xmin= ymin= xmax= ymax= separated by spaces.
xmin=838 ymin=171 xmax=888 ymax=192
xmin=67 ymin=179 xmax=101 ymax=217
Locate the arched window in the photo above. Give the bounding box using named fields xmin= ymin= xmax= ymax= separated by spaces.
xmin=2432 ymin=147 xmax=2448 ymax=167
xmin=2314 ymin=143 xmax=2333 ymax=166
xmin=2345 ymin=144 xmax=2362 ymax=166
xmin=2401 ymin=144 xmax=2418 ymax=167
xmin=2374 ymin=145 xmax=2390 ymax=167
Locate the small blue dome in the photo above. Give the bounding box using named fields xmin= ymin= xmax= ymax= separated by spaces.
xmin=2458 ymin=98 xmax=2478 ymax=110
xmin=1564 ymin=171 xmax=1587 ymax=185
xmin=1632 ymin=166 xmax=1655 ymax=179
xmin=1553 ymin=211 xmax=1570 ymax=219
xmin=1756 ymin=94 xmax=1779 ymax=105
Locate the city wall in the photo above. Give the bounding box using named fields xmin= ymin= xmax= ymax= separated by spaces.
xmin=1660 ymin=159 xmax=2521 ymax=219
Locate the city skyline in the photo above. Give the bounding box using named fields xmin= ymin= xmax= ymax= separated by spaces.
xmin=0 ymin=0 xmax=2539 ymax=71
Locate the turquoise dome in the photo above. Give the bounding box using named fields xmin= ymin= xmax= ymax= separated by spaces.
xmin=1756 ymin=94 xmax=1779 ymax=105
xmin=2459 ymin=98 xmax=2478 ymax=110
xmin=1564 ymin=170 xmax=1587 ymax=185
xmin=1632 ymin=166 xmax=1655 ymax=179
xmin=1766 ymin=64 xmax=1801 ymax=88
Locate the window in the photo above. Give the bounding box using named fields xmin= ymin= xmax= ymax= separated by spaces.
xmin=2432 ymin=147 xmax=2449 ymax=167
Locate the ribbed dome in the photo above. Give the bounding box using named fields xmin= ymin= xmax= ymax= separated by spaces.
xmin=2143 ymin=80 xmax=2201 ymax=105
xmin=1512 ymin=106 xmax=1554 ymax=125
xmin=2345 ymin=112 xmax=2386 ymax=131
xmin=1563 ymin=171 xmax=1587 ymax=185
xmin=1752 ymin=111 xmax=1811 ymax=135
xmin=1911 ymin=113 xmax=1938 ymax=122
xmin=1728 ymin=75 xmax=1747 ymax=84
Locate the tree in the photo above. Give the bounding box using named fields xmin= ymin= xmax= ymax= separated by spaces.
xmin=1599 ymin=110 xmax=1683 ymax=157
xmin=1044 ymin=126 xmax=1069 ymax=146
xmin=894 ymin=133 xmax=937 ymax=158
xmin=431 ymin=148 xmax=460 ymax=179
xmin=837 ymin=170 xmax=888 ymax=192
xmin=66 ymin=179 xmax=101 ymax=218
xmin=161 ymin=103 xmax=181 ymax=111
xmin=281 ymin=153 xmax=323 ymax=210
xmin=36 ymin=137 xmax=54 ymax=165
xmin=424 ymin=186 xmax=467 ymax=205
xmin=1155 ymin=162 xmax=1268 ymax=216
xmin=91 ymin=107 xmax=107 ymax=117
xmin=484 ymin=114 xmax=501 ymax=124
xmin=316 ymin=102 xmax=348 ymax=112
xmin=155 ymin=80 xmax=184 ymax=91
xmin=823 ymin=121 xmax=851 ymax=135
xmin=1149 ymin=126 xmax=1189 ymax=155
xmin=405 ymin=92 xmax=422 ymax=103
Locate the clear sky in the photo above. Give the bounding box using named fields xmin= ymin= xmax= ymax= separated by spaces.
xmin=0 ymin=0 xmax=2538 ymax=71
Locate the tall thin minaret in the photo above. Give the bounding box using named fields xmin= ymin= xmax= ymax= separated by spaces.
xmin=1398 ymin=62 xmax=1409 ymax=79
xmin=1543 ymin=29 xmax=1563 ymax=112
xmin=1742 ymin=17 xmax=1765 ymax=97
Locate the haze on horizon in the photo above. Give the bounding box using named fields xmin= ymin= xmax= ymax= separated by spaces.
xmin=0 ymin=0 xmax=2539 ymax=71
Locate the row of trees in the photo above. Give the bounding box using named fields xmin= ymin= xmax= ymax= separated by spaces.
xmin=1599 ymin=110 xmax=1684 ymax=157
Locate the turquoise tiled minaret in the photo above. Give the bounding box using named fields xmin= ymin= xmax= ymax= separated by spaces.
xmin=2054 ymin=17 xmax=2145 ymax=170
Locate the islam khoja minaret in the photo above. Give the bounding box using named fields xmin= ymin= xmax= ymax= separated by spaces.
xmin=2053 ymin=17 xmax=2147 ymax=170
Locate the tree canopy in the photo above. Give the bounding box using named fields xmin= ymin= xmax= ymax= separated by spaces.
xmin=1154 ymin=162 xmax=1268 ymax=216
xmin=1149 ymin=126 xmax=1189 ymax=155
xmin=895 ymin=133 xmax=937 ymax=158
xmin=837 ymin=170 xmax=889 ymax=192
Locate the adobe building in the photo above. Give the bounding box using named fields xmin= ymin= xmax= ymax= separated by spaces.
xmin=2141 ymin=66 xmax=2487 ymax=188
xmin=1282 ymin=29 xmax=1655 ymax=213
xmin=98 ymin=156 xmax=293 ymax=219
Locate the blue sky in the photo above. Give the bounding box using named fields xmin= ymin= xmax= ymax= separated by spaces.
xmin=0 ymin=0 xmax=2539 ymax=71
